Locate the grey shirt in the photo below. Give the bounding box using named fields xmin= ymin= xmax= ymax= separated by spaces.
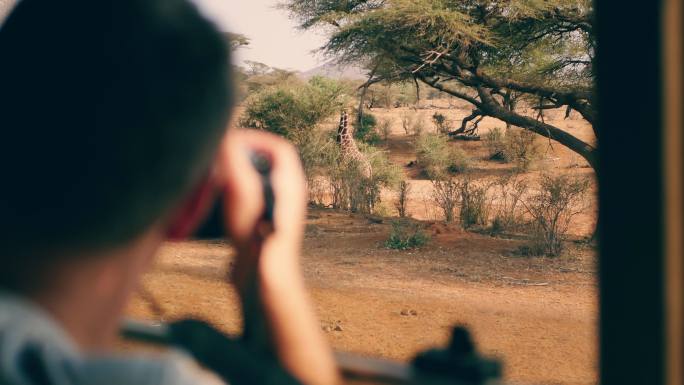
xmin=0 ymin=293 xmax=223 ymax=385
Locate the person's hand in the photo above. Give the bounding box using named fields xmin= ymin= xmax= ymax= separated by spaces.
xmin=216 ymin=129 xmax=339 ymax=385
xmin=217 ymin=129 xmax=307 ymax=290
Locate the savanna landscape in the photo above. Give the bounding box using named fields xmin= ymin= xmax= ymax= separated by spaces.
xmin=126 ymin=2 xmax=599 ymax=385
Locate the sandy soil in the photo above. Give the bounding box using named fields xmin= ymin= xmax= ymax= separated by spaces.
xmin=126 ymin=211 xmax=597 ymax=385
xmin=125 ymin=101 xmax=598 ymax=385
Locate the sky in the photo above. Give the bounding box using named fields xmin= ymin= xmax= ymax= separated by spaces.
xmin=192 ymin=0 xmax=328 ymax=72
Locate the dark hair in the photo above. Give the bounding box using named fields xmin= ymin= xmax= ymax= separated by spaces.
xmin=0 ymin=0 xmax=232 ymax=288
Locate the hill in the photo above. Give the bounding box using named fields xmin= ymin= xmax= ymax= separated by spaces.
xmin=300 ymin=61 xmax=366 ymax=81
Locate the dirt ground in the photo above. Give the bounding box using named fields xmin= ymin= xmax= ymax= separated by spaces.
xmin=126 ymin=211 xmax=597 ymax=385
xmin=126 ymin=101 xmax=598 ymax=385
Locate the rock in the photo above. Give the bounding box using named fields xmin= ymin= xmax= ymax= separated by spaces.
xmin=400 ymin=309 xmax=410 ymax=316
xmin=333 ymin=323 xmax=343 ymax=332
xmin=321 ymin=324 xmax=333 ymax=332
xmin=409 ymin=310 xmax=418 ymax=316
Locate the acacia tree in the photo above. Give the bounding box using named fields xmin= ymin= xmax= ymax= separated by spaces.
xmin=281 ymin=0 xmax=598 ymax=171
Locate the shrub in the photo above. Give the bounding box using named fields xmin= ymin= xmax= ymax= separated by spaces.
xmin=240 ymin=76 xmax=348 ymax=138
xmin=457 ymin=178 xmax=492 ymax=229
xmin=484 ymin=127 xmax=540 ymax=170
xmin=395 ymin=180 xmax=411 ymax=218
xmin=415 ymin=133 xmax=471 ymax=179
xmin=385 ymin=219 xmax=429 ymax=250
xmin=353 ymin=112 xmax=380 ymax=144
xmin=522 ymin=174 xmax=590 ymax=256
xmin=505 ymin=128 xmax=540 ymax=170
xmin=410 ymin=114 xmax=426 ymax=136
xmin=395 ymin=82 xmax=419 ymax=107
xmin=485 ymin=127 xmax=507 ymax=160
xmin=447 ymin=148 xmax=471 ymax=174
xmin=431 ymin=178 xmax=460 ymax=223
xmin=373 ymin=201 xmax=394 ymax=217
xmin=432 ymin=112 xmax=450 ymax=135
xmin=400 ymin=112 xmax=414 ymax=135
xmin=326 ymin=143 xmax=401 ymax=215
xmin=378 ymin=117 xmax=393 ymax=141
xmin=291 ymin=127 xmax=339 ymax=181
xmin=490 ymin=173 xmax=529 ymax=234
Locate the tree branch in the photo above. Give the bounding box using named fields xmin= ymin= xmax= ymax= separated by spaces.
xmin=416 ymin=74 xmax=481 ymax=107
xmin=476 ymin=87 xmax=598 ymax=170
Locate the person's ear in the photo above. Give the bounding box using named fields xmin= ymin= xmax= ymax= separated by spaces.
xmin=165 ymin=172 xmax=218 ymax=240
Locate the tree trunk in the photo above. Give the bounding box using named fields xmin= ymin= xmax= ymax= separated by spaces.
xmin=358 ymin=84 xmax=369 ymax=129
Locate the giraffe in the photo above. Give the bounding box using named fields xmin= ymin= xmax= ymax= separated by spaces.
xmin=336 ymin=109 xmax=372 ymax=179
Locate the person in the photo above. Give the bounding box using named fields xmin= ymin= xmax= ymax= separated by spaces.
xmin=0 ymin=0 xmax=339 ymax=384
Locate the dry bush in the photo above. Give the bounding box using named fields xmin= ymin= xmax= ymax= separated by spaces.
xmin=484 ymin=127 xmax=506 ymax=160
xmin=432 ymin=112 xmax=451 ymax=135
xmin=400 ymin=112 xmax=414 ymax=135
xmin=490 ymin=173 xmax=529 ymax=234
xmin=395 ymin=180 xmax=411 ymax=218
xmin=522 ymin=174 xmax=590 ymax=256
xmin=484 ymin=127 xmax=540 ymax=170
xmin=378 ymin=117 xmax=393 ymax=141
xmin=415 ymin=133 xmax=470 ymax=179
xmin=457 ymin=178 xmax=493 ymax=229
xmin=307 ymin=177 xmax=329 ymax=207
xmin=410 ymin=114 xmax=426 ymax=136
xmin=505 ymin=128 xmax=540 ymax=170
xmin=373 ymin=201 xmax=394 ymax=217
xmin=432 ymin=178 xmax=460 ymax=223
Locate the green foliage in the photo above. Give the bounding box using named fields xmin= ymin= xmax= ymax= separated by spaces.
xmin=353 ymin=112 xmax=380 ymax=144
xmin=367 ymin=81 xmax=418 ymax=108
xmin=240 ymin=76 xmax=349 ymax=137
xmin=291 ymin=127 xmax=339 ymax=184
xmin=326 ymin=143 xmax=401 ymax=214
xmin=282 ymin=0 xmax=597 ymax=170
xmin=283 ymin=0 xmax=593 ymax=92
xmin=415 ymin=133 xmax=470 ymax=179
xmin=385 ymin=219 xmax=429 ymax=250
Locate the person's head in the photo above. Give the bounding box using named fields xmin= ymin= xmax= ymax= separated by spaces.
xmin=0 ymin=0 xmax=233 ymax=293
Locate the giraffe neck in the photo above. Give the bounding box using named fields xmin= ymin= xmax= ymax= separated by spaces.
xmin=338 ymin=110 xmax=353 ymax=147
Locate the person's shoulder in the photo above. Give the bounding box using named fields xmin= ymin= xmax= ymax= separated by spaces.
xmin=0 ymin=293 xmax=225 ymax=385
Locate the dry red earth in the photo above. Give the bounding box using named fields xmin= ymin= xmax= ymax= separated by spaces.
xmin=127 ymin=212 xmax=597 ymax=385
